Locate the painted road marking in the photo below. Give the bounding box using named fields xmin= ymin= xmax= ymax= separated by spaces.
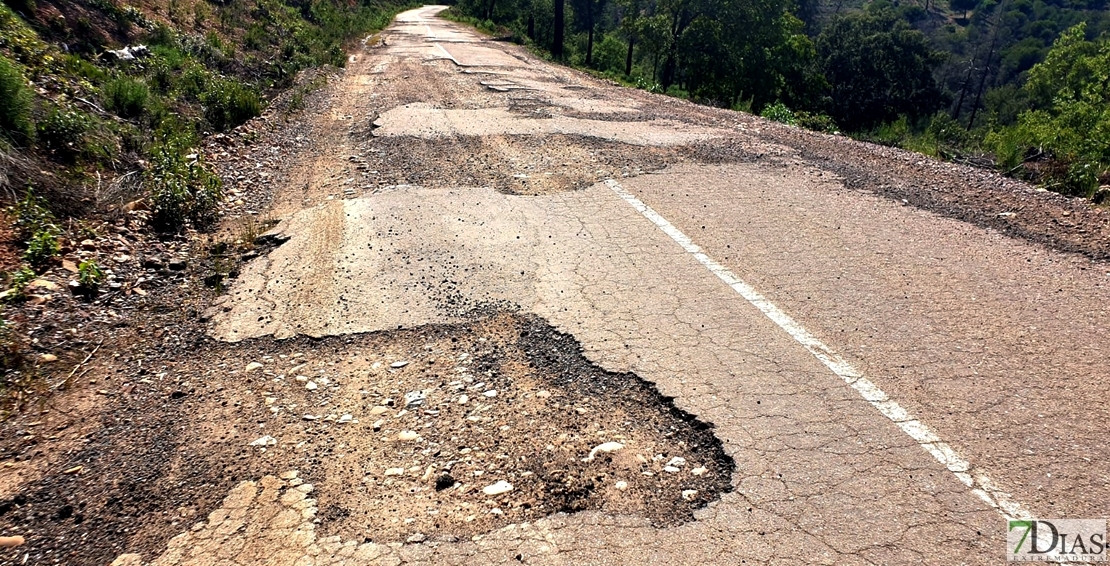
xmin=605 ymin=178 xmax=1031 ymax=522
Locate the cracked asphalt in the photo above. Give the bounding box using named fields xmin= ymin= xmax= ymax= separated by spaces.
xmin=92 ymin=5 xmax=1110 ymax=565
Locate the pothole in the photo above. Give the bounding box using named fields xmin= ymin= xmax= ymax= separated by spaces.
xmin=207 ymin=312 xmax=734 ymax=543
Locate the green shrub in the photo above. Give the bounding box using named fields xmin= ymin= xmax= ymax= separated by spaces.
xmin=23 ymin=225 xmax=60 ymax=266
xmin=102 ymin=77 xmax=150 ymax=119
xmin=0 ymin=55 xmax=33 ymax=146
xmin=179 ymin=65 xmax=211 ymax=101
xmin=147 ymin=133 xmax=223 ymax=232
xmin=10 ymin=189 xmax=53 ymax=239
xmin=871 ymin=115 xmax=912 ymax=146
xmin=761 ymin=101 xmax=797 ymax=126
xmin=202 ymin=78 xmax=261 ymax=132
xmin=77 ymin=259 xmax=104 ymax=290
xmin=795 ymin=111 xmax=838 ymax=133
xmin=37 ymin=107 xmax=91 ymax=161
xmin=7 ymin=265 xmax=35 ymax=300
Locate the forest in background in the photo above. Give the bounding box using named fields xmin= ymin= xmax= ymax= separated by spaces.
xmin=448 ymin=0 xmax=1110 ymax=200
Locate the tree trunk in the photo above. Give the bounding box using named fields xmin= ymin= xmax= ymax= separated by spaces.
xmin=586 ymin=28 xmax=594 ymax=66
xmin=527 ymin=13 xmax=535 ymax=40
xmin=966 ymin=6 xmax=1002 ymax=129
xmin=553 ymin=0 xmax=564 ymax=59
xmin=585 ymin=2 xmax=595 ymax=66
xmin=953 ymin=60 xmax=975 ymax=120
xmin=625 ymin=35 xmax=635 ymax=76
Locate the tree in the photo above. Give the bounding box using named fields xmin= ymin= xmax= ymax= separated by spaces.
xmin=950 ymin=0 xmax=977 ymax=20
xmin=986 ymin=23 xmax=1110 ymax=196
xmin=817 ymin=9 xmax=945 ymax=131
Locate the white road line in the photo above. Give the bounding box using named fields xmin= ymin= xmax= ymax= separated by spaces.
xmin=605 ymin=178 xmax=1032 ymax=522
xmin=435 ymin=43 xmax=459 ymax=65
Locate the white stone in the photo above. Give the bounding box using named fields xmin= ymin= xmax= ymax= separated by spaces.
xmin=384 ymin=468 xmax=405 ymax=476
xmin=482 ymin=480 xmax=513 ymax=496
xmin=614 ymin=481 xmax=628 ymax=491
xmin=397 ymin=430 xmax=419 ymax=441
xmin=691 ymin=467 xmax=708 ymax=476
xmin=682 ymin=489 xmax=698 ymax=501
xmin=246 ymin=362 xmax=264 ymax=372
xmin=584 ymin=441 xmax=625 ymax=462
xmin=305 ymin=381 xmax=318 ymax=390
xmin=249 ymin=435 xmax=277 ymax=447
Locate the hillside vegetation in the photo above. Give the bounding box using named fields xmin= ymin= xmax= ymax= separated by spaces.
xmin=449 ymin=0 xmax=1110 ymax=200
xmin=0 ymin=0 xmax=407 ymax=224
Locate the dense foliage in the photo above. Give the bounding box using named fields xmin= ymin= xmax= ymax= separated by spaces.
xmin=450 ymin=0 xmax=1110 ymax=198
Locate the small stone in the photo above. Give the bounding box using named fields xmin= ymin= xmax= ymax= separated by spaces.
xmin=397 ymin=430 xmax=419 ymax=441
xmin=295 ymin=375 xmax=309 ymax=382
xmin=614 ymin=480 xmax=628 ymax=491
xmin=663 ymin=466 xmax=681 ymax=473
xmin=372 ymin=419 xmax=385 ymax=431
xmin=245 ymin=362 xmax=264 ymax=372
xmin=40 ymin=354 xmax=58 ymax=363
xmin=390 ymin=361 xmax=409 ymax=369
xmin=483 ymin=390 xmax=498 ymax=398
xmin=249 ymin=435 xmax=277 ymax=447
xmin=490 ymin=508 xmax=504 ymax=515
xmin=168 ymin=258 xmax=188 ymax=271
xmin=691 ymin=467 xmax=708 ymax=476
xmin=665 ymin=456 xmax=687 ymax=468
xmin=305 ymin=381 xmax=318 ymax=391
xmin=303 ymin=415 xmax=319 ymax=421
xmin=403 ymin=390 xmax=425 ymax=408
xmin=435 ymin=473 xmax=456 ymax=491
xmin=0 ymin=536 xmax=24 ymax=549
xmin=584 ymin=441 xmax=625 ymax=462
xmin=457 ymin=395 xmax=469 ymax=404
xmin=384 ymin=467 xmax=405 ymax=476
xmin=337 ymin=414 xmax=353 ymax=424
xmin=369 ymin=406 xmax=389 ymax=415
xmin=29 ymin=279 xmax=59 ymax=291
xmin=482 ymin=480 xmax=513 ymax=496
xmin=280 ymin=471 xmax=299 ymax=480
xmin=681 ymin=489 xmax=699 ymax=501
xmin=535 ymin=390 xmax=551 ymax=399
xmin=406 ymin=533 xmax=426 ymax=544
xmin=80 ymin=239 xmax=97 ymax=250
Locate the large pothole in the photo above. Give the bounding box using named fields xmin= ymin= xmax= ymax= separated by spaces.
xmin=204 ymin=312 xmax=734 ymax=543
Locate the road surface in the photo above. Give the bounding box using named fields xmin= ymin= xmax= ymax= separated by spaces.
xmin=104 ymin=6 xmax=1109 ymax=565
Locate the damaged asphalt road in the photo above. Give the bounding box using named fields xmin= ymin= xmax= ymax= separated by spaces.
xmin=2 ymin=5 xmax=1109 ymax=566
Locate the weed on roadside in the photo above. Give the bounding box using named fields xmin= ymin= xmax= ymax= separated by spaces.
xmin=147 ymin=134 xmax=222 ymax=233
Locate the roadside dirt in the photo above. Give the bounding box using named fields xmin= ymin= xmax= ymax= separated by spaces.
xmin=0 ymin=307 xmax=733 ymax=565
